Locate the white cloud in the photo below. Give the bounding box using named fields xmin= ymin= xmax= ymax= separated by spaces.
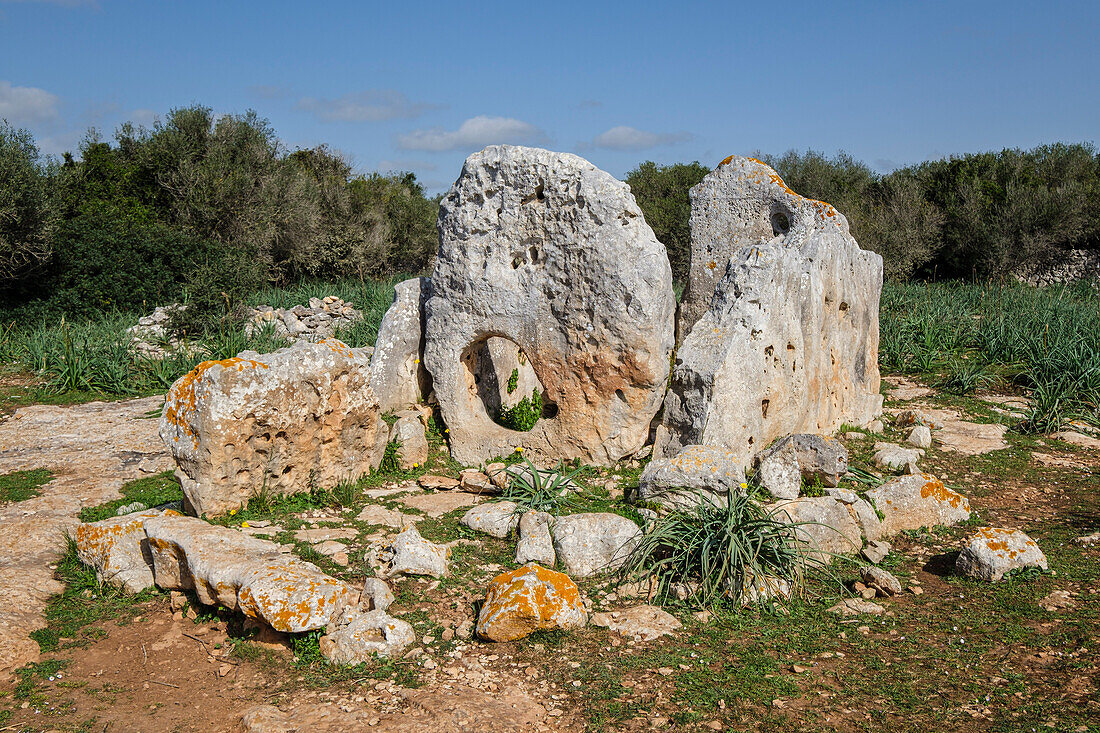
xmin=591 ymin=125 xmax=692 ymax=151
xmin=0 ymin=80 xmax=60 ymax=124
xmin=297 ymin=90 xmax=436 ymax=123
xmin=397 ymin=116 xmax=545 ymax=152
xmin=130 ymin=108 xmax=157 ymax=127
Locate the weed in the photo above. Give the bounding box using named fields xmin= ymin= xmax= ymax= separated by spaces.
xmin=497 ymin=389 xmax=542 ymax=432
xmin=78 ymin=471 xmax=183 ymax=523
xmin=500 ymin=457 xmax=583 ymax=514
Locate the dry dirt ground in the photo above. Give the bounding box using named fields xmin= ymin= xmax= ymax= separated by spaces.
xmin=0 ymin=376 xmax=1097 ymax=732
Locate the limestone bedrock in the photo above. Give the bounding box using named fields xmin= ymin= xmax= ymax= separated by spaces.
xmin=658 ymin=155 xmax=883 ymax=465
xmin=424 ymin=145 xmax=676 ymax=466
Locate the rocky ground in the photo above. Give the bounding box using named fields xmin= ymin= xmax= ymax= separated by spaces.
xmin=0 ymin=376 xmax=1097 ymax=732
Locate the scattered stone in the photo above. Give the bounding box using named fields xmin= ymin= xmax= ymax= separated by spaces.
xmin=114 ymin=501 xmax=148 ymax=516
xmin=319 ymin=607 xmax=416 ymax=663
xmin=356 ymin=504 xmax=411 ymax=528
xmin=242 ymin=298 xmax=365 ymax=345
xmin=872 ymin=442 xmax=923 ymax=473
xmin=860 ymin=566 xmax=902 ymax=596
xmin=476 ymin=563 xmax=587 ymax=642
xmin=314 ymin=540 xmax=348 ymax=558
xmin=907 ymin=425 xmax=933 ymax=449
xmin=637 ymin=444 xmax=746 ymax=508
xmin=868 ymin=419 xmax=885 ymax=434
xmin=772 ymin=497 xmax=861 ymax=556
xmin=1074 ymin=532 xmax=1100 ymax=546
xmin=485 ymin=462 xmax=509 ymax=490
xmin=391 ymin=415 xmax=428 ymax=469
xmin=956 ymin=527 xmax=1048 ymax=582
xmin=760 ymin=435 xmax=849 ymax=489
xmin=847 ymin=496 xmax=884 ymax=542
xmin=369 ymin=278 xmax=431 ymax=414
xmin=424 ymin=145 xmax=675 ymax=466
xmin=143 ymin=514 xmax=355 ymax=632
xmin=866 ymin=474 xmax=971 ymax=535
xmin=1052 ymin=430 xmax=1100 ymax=450
xmin=459 ymin=468 xmax=495 ymax=495
xmin=861 ymin=540 xmax=891 ymax=564
xmin=827 ymin=598 xmax=885 ymax=616
xmin=895 ymin=409 xmax=942 ymax=430
xmin=417 ymin=475 xmax=460 ymax=491
xmin=383 ymin=525 xmax=449 ymax=579
xmin=460 ymin=501 xmax=521 ymax=538
xmin=360 ymin=577 xmax=395 ymax=612
xmin=909 ymin=585 xmax=923 ymax=596
xmin=515 ymin=511 xmax=555 ymax=566
xmin=918 ymin=408 xmax=1008 ymax=454
xmin=590 ymin=605 xmax=682 ymax=641
xmin=551 ymin=513 xmax=642 ymax=578
xmin=74 ymin=509 xmax=180 ymax=593
xmin=294 ymin=527 xmax=357 ymax=543
xmin=883 ymin=376 xmax=933 ymax=401
xmin=399 ymin=490 xmax=481 ymax=518
xmin=160 ymin=339 xmax=384 ymax=516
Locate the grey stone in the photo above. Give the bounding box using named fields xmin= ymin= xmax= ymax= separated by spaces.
xmin=369 ymin=278 xmax=432 ymax=414
xmin=515 ymin=511 xmax=555 ymax=566
xmin=551 ymin=513 xmax=642 ymax=577
xmin=866 ymin=474 xmax=971 ymax=535
xmin=759 ymin=434 xmax=849 ymax=488
xmin=637 ymin=444 xmax=746 ymax=508
xmin=827 ymin=598 xmax=885 ymax=616
xmin=384 ymin=525 xmax=449 ymax=579
xmin=754 ymin=441 xmax=801 ymax=500
xmin=956 ymin=528 xmax=1048 ymax=582
xmin=590 ymin=605 xmax=682 ymax=641
xmin=771 ymin=496 xmax=861 ymax=556
xmin=460 ymin=501 xmax=520 ymax=538
xmin=872 ymin=442 xmax=924 ymax=473
xmin=390 ymin=415 xmax=428 ymax=469
xmin=360 ymin=577 xmax=395 ymax=612
xmin=74 ymin=509 xmax=175 ymax=593
xmin=424 ymin=145 xmax=675 ymax=466
xmin=319 ymin=607 xmax=415 ymax=663
xmin=861 ymin=539 xmax=891 ymax=564
xmin=860 ymin=566 xmax=902 ymax=596
xmin=907 ymin=425 xmax=932 ymax=450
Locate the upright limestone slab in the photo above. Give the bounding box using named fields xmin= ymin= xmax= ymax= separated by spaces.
xmin=369 ymin=277 xmax=432 ymax=414
xmin=658 ymin=156 xmax=882 ymax=463
xmin=425 ymin=146 xmax=676 ymax=466
xmin=160 ymin=339 xmax=384 ymax=516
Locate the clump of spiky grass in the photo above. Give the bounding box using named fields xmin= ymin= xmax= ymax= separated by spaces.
xmin=499 ymin=456 xmax=582 ymax=515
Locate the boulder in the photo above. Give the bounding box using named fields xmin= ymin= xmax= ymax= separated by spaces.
xmin=460 ymin=501 xmax=520 ymax=538
xmin=369 ymin=277 xmax=432 ymax=414
xmin=74 ymin=509 xmax=178 ymax=593
xmin=360 ymin=577 xmax=395 ymax=612
xmin=907 ymin=425 xmax=933 ymax=449
xmin=143 ymin=515 xmax=354 ymax=632
xmin=319 ymin=607 xmax=415 ymax=663
xmin=865 ymin=474 xmax=971 ymax=534
xmin=476 ymin=563 xmax=587 ymax=642
xmin=590 ymin=605 xmax=682 ymax=641
xmin=424 ymin=145 xmax=675 ymax=466
xmin=956 ymin=527 xmax=1048 ymax=582
xmin=772 ymin=497 xmax=861 ymax=556
xmin=658 ymin=156 xmax=882 ymax=465
xmin=872 ymin=442 xmax=923 ymax=472
xmin=825 ymin=488 xmax=882 ymax=541
xmin=515 ymin=511 xmax=555 ymax=566
xmin=160 ymin=340 xmax=385 ymax=516
xmin=551 ymin=513 xmax=642 ymax=577
xmin=391 ymin=415 xmax=428 ymax=469
xmin=758 ymin=434 xmax=848 ymax=488
xmin=383 ymin=525 xmax=448 ymax=578
xmin=754 ymin=440 xmax=801 ymax=500
xmin=637 ymin=444 xmax=746 ymax=508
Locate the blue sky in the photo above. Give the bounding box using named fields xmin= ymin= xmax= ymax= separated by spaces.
xmin=1 ymin=0 xmax=1097 ymax=193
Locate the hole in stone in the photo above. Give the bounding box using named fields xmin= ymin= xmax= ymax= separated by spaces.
xmin=529 ymin=246 xmax=540 ymax=264
xmin=761 ymin=399 xmax=770 ymax=419
xmin=511 ymin=255 xmax=524 ymax=269
xmin=839 ymin=301 xmax=849 ymax=312
xmin=747 ymin=436 xmax=754 ymax=446
xmin=615 ymin=389 xmax=627 ymax=403
xmin=771 ymin=211 xmax=791 ymax=237
xmin=764 ymin=345 xmax=774 ymax=357
xmin=535 ymin=182 xmax=545 ymax=202
xmin=462 ymin=336 xmax=547 ymax=432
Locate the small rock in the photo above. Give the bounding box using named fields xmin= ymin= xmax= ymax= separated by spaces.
xmin=360 ymin=578 xmax=395 ymax=612
xmin=590 ymin=605 xmax=682 ymax=641
xmin=319 ymin=607 xmax=416 ymax=663
xmin=868 ymin=420 xmax=885 ymax=434
xmin=459 ymin=469 xmax=496 ymax=495
xmin=515 ymin=511 xmax=555 ymax=566
xmin=827 ymin=598 xmax=885 ymax=617
xmin=1039 ymin=590 xmax=1075 ymax=611
xmin=460 ymin=501 xmax=520 ymax=538
xmin=759 ymin=434 xmax=849 ymax=488
xmin=356 ymin=504 xmax=411 ymax=528
xmin=907 ymin=426 xmax=932 ymax=450
xmin=485 ymin=462 xmax=510 ymax=490
xmin=551 ymin=513 xmax=642 ymax=578
xmin=390 ymin=415 xmax=429 ymax=469
xmin=861 ymin=540 xmax=891 ymax=564
xmin=754 ymin=441 xmax=801 ymax=500
xmin=956 ymin=527 xmax=1048 ymax=582
xmin=860 ymin=566 xmax=902 ymax=596
xmin=384 ymin=525 xmax=449 ymax=578
xmin=418 ymin=475 xmax=461 ymax=491
xmin=1073 ymin=532 xmax=1100 ymax=546
xmin=115 ymin=501 xmax=148 ymax=516
xmin=872 ymin=442 xmax=924 ymax=472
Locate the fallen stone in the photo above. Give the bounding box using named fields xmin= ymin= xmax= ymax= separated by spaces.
xmin=590 ymin=605 xmax=682 ymax=641
xmin=486 ymin=462 xmax=509 ymax=490
xmin=369 ymin=277 xmax=432 ymax=414
xmin=160 ymin=340 xmax=384 ymax=516
xmin=907 ymin=425 xmax=932 ymax=449
xmin=759 ymin=435 xmax=849 ymax=488
xmin=399 ymin=490 xmax=481 ymax=518
xmin=956 ymin=527 xmax=1048 ymax=582
xmin=754 ymin=440 xmax=802 ymax=500
xmin=383 ymin=525 xmax=449 ymax=578
xmin=360 ymin=577 xmax=395 ymax=612
xmin=883 ymin=377 xmax=932 ymax=402
xmin=772 ymin=497 xmax=861 ymax=556
xmin=460 ymin=501 xmax=520 ymax=538
xmin=356 ymin=504 xmax=411 ymax=528
xmin=872 ymin=442 xmax=924 ymax=472
xmin=515 ymin=510 xmax=555 ymax=566
xmin=476 ymin=563 xmax=587 ymax=642
xmin=391 ymin=415 xmax=428 ymax=469
xmin=860 ymin=566 xmax=902 ymax=596
xmin=74 ymin=509 xmax=179 ymax=593
xmin=659 ymin=156 xmax=882 ymax=465
xmin=1052 ymin=430 xmax=1100 ymax=450
xmin=424 ymin=145 xmax=675 ymax=466
xmin=143 ymin=514 xmax=354 ymax=632
xmin=293 ymin=527 xmax=357 ymax=543
xmin=866 ymin=474 xmax=971 ymax=535
xmin=459 ymin=468 xmax=496 ymax=495
xmin=637 ymin=444 xmax=746 ymax=508
xmin=827 ymin=598 xmax=885 ymax=616
xmin=861 ymin=539 xmax=891 ymax=564
xmin=551 ymin=513 xmax=642 ymax=577
xmin=313 ymin=540 xmax=347 ymax=558
xmin=417 ymin=475 xmax=460 ymax=491
xmin=868 ymin=419 xmax=885 ymax=434
xmin=319 ymin=607 xmax=416 ymax=663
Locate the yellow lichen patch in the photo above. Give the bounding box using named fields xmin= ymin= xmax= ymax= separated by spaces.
xmin=318 ymin=338 xmax=354 ymax=358
xmin=163 ymin=357 xmax=269 ymax=446
xmin=477 ymin=564 xmax=585 ymax=642
xmin=919 ymin=477 xmax=968 ymax=510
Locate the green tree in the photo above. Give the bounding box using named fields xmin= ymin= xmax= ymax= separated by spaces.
xmin=625 ymin=161 xmax=709 ymax=286
xmin=0 ymin=122 xmax=54 ymax=285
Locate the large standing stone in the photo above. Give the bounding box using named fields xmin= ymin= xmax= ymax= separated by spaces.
xmin=866 ymin=474 xmax=971 ymax=535
xmin=424 ymin=145 xmax=676 ymax=466
xmin=658 ymin=156 xmax=882 ymax=465
xmin=369 ymin=278 xmax=432 ymax=414
xmin=160 ymin=340 xmax=385 ymax=516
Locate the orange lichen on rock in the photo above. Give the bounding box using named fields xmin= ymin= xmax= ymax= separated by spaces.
xmin=163 ymin=357 xmax=269 ymax=445
xmin=476 ymin=563 xmax=587 ymax=642
xmin=318 ymin=338 xmax=354 ymax=358
xmin=919 ymin=476 xmax=970 ymax=511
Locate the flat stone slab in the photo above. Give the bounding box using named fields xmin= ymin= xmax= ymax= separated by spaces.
xmin=591 ymin=605 xmax=682 ymax=641
xmin=919 ymin=408 xmax=1009 ymax=454
xmin=399 ymin=491 xmax=484 ymax=518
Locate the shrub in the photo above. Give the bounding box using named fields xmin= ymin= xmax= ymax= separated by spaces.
xmin=500 ymin=457 xmax=582 ymax=514
xmin=497 ymin=389 xmax=543 ymax=432
xmin=624 ymin=161 xmax=709 ymax=286
xmin=0 ymin=122 xmax=54 ymax=285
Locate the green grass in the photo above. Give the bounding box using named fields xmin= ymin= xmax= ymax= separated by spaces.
xmin=77 ymin=471 xmax=184 ymax=523
xmin=0 ymin=467 xmax=52 ymax=503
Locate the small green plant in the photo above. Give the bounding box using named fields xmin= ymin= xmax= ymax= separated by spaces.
xmin=0 ymin=467 xmax=52 ymax=503
xmin=802 ymin=474 xmax=826 ymax=498
xmin=619 ymin=489 xmax=814 ymax=608
xmin=936 ymin=355 xmax=1000 ymax=395
xmin=506 ymin=368 xmax=519 ymax=395
xmin=500 ymin=456 xmax=582 ymax=514
xmin=78 ymin=472 xmax=183 ymax=523
xmin=497 ymin=389 xmax=543 ymax=432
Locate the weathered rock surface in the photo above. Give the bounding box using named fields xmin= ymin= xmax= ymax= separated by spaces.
xmin=591 ymin=605 xmax=682 ymax=641
xmin=424 ymin=145 xmax=675 ymax=466
xmin=872 ymin=442 xmax=923 ymax=472
xmin=551 ymin=513 xmax=642 ymax=577
xmin=369 ymin=278 xmax=432 ymax=414
xmin=418 ymin=474 xmax=460 ymax=491
xmin=515 ymin=510 xmax=555 ymax=566
xmin=460 ymin=501 xmax=521 ymax=538
xmin=862 ymin=539 xmax=891 ymax=564
xmin=356 ymin=504 xmax=412 ymax=528
xmin=860 ymin=566 xmax=902 ymax=596
xmin=360 ymin=577 xmax=395 ymax=612
xmin=391 ymin=414 xmax=428 ymax=469
xmin=759 ymin=434 xmax=849 ymax=488
xmin=0 ymin=396 xmax=171 ymax=682
xmin=772 ymin=497 xmax=861 ymax=556
xmin=319 ymin=607 xmax=415 ymax=663
xmin=476 ymin=563 xmax=587 ymax=642
xmin=382 ymin=525 xmax=449 ymax=578
xmin=754 ymin=440 xmax=802 ymax=500
xmin=827 ymin=598 xmax=885 ymax=616
xmin=160 ymin=339 xmax=385 ymax=516
xmin=74 ymin=508 xmax=179 ymax=593
xmin=143 ymin=514 xmax=354 ymax=632
xmin=956 ymin=527 xmax=1048 ymax=582
xmin=637 ymin=444 xmax=746 ymax=508
xmin=826 ymin=488 xmax=884 ymax=542
xmin=658 ymin=156 xmax=882 ymax=465
xmin=866 ymin=474 xmax=971 ymax=535
xmin=907 ymin=425 xmax=933 ymax=449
